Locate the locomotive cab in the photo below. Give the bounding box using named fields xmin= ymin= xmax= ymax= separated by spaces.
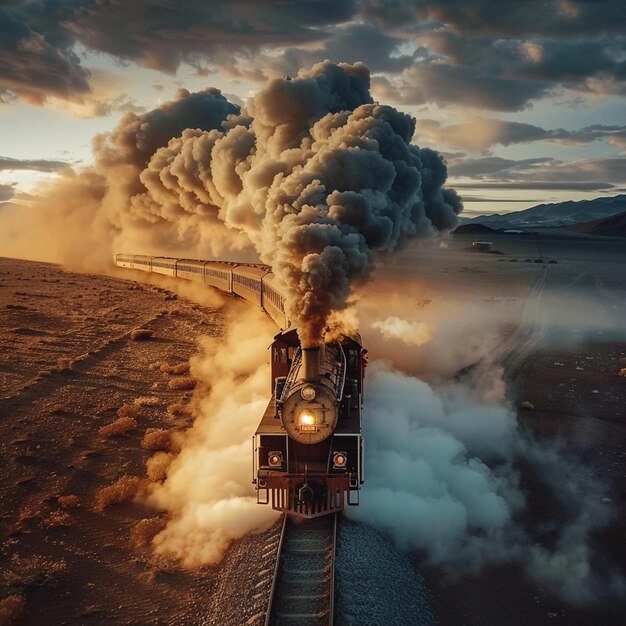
xmin=253 ymin=328 xmax=365 ymax=517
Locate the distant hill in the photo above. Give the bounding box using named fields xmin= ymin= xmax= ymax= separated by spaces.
xmin=465 ymin=194 xmax=626 ymax=230
xmin=454 ymin=223 xmax=497 ymax=235
xmin=569 ymin=210 xmax=626 ymax=237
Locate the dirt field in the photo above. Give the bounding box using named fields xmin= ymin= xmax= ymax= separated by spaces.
xmin=1 ymin=237 xmax=625 ymax=625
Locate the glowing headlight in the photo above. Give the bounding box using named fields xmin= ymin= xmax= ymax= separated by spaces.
xmin=298 ymin=410 xmax=317 ymax=432
xmin=268 ymin=451 xmax=283 ymax=467
xmin=333 ymin=451 xmax=347 ymax=468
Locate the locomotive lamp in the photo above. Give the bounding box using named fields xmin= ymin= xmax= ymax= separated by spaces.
xmin=298 ymin=410 xmax=317 ymax=432
xmin=268 ymin=451 xmax=283 ymax=467
xmin=333 ymin=451 xmax=347 ymax=468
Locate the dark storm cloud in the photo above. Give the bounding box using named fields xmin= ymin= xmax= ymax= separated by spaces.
xmin=0 ymin=0 xmax=357 ymax=104
xmin=0 ymin=156 xmax=72 ymax=173
xmin=1 ymin=0 xmax=625 ymax=111
xmin=447 ymin=154 xmax=626 ymax=192
xmin=417 ymin=119 xmax=626 ymax=151
xmin=364 ymin=0 xmax=626 ymax=36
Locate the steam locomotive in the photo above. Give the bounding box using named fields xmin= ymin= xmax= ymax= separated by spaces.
xmin=114 ymin=254 xmax=364 ymax=518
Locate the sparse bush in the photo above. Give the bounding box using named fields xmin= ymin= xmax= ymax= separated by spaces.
xmin=130 ymin=517 xmax=166 ymax=549
xmin=520 ymin=400 xmax=535 ymax=410
xmin=619 ymin=367 xmax=626 ymax=378
xmin=130 ymin=328 xmax=153 ymax=340
xmin=58 ymin=495 xmax=80 ymax=509
xmin=117 ymin=403 xmax=140 ymax=419
xmin=94 ymin=475 xmax=147 ymax=511
xmin=0 ymin=594 xmax=26 ymax=623
xmin=4 ymin=554 xmax=66 ymax=588
xmin=146 ymin=452 xmax=173 ymax=481
xmin=134 ymin=396 xmax=160 ymax=407
xmin=167 ymin=403 xmax=191 ymax=418
xmin=159 ymin=363 xmax=171 ymax=373
xmin=98 ymin=416 xmax=137 ymax=438
xmin=57 ymin=357 xmax=74 ymax=370
xmin=41 ymin=511 xmax=72 ymax=528
xmin=49 ymin=404 xmax=69 ymax=415
xmin=168 ymin=377 xmax=196 ymax=391
xmin=141 ymin=429 xmax=172 ymax=452
xmin=169 ymin=363 xmax=190 ymax=375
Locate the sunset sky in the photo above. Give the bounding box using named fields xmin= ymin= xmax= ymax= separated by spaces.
xmin=1 ymin=0 xmax=625 ymax=217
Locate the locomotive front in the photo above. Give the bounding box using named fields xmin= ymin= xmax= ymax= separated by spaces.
xmin=253 ymin=330 xmax=364 ymax=517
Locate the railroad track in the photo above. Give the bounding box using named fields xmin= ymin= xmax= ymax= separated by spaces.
xmin=266 ymin=513 xmax=337 ymax=626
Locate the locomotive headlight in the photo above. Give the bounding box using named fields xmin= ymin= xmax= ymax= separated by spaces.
xmin=333 ymin=451 xmax=347 ymax=468
xmin=268 ymin=451 xmax=283 ymax=467
xmin=298 ymin=410 xmax=317 ymax=433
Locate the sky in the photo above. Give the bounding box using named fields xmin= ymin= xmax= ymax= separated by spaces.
xmin=0 ymin=0 xmax=625 ymax=218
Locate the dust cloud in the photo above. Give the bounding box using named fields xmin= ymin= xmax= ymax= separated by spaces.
xmin=145 ymin=304 xmax=280 ymax=566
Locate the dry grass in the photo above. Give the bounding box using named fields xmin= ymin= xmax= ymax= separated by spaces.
xmin=41 ymin=511 xmax=72 ymax=528
xmin=168 ymin=377 xmax=196 ymax=391
xmin=4 ymin=554 xmax=67 ymax=588
xmin=146 ymin=452 xmax=173 ymax=481
xmin=94 ymin=475 xmax=147 ymax=512
xmin=130 ymin=328 xmax=153 ymax=340
xmin=169 ymin=362 xmax=190 ymax=375
xmin=0 ymin=594 xmax=26 ymax=623
xmin=117 ymin=403 xmax=140 ymax=419
xmin=58 ymin=495 xmax=81 ymax=509
xmin=141 ymin=429 xmax=172 ymax=452
xmin=167 ymin=403 xmax=192 ymax=418
xmin=56 ymin=357 xmax=74 ymax=370
xmin=130 ymin=517 xmax=167 ymax=549
xmin=98 ymin=416 xmax=137 ymax=438
xmin=619 ymin=367 xmax=626 ymax=378
xmin=49 ymin=403 xmax=70 ymax=415
xmin=133 ymin=396 xmax=160 ymax=407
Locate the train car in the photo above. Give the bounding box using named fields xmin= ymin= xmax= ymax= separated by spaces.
xmin=253 ymin=330 xmax=365 ymax=517
xmin=114 ymin=254 xmax=153 ymax=271
xmin=175 ymin=258 xmax=205 ymax=282
xmin=151 ymin=256 xmax=177 ymax=277
xmin=232 ymin=265 xmax=270 ymax=307
xmin=203 ymin=261 xmax=236 ymax=293
xmin=261 ymin=273 xmax=289 ymax=329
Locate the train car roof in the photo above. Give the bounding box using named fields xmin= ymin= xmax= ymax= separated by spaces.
xmin=176 ymin=258 xmax=205 ymax=267
xmin=152 ymin=256 xmax=176 ymax=262
xmin=232 ymin=265 xmax=271 ymax=279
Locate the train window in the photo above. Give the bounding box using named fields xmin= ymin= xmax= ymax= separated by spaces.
xmin=273 ymin=347 xmax=288 ymax=363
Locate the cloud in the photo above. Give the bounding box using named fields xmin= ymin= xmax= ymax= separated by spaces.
xmin=416 ymin=119 xmax=626 ymax=151
xmin=0 ymin=183 xmax=16 ymax=202
xmin=0 ymin=157 xmax=71 ymax=173
xmin=447 ymin=154 xmax=626 ymax=192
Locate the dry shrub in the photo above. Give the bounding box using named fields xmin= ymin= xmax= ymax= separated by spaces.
xmin=146 ymin=452 xmax=173 ymax=481
xmin=57 ymin=357 xmax=74 ymax=370
xmin=130 ymin=517 xmax=166 ymax=549
xmin=619 ymin=367 xmax=626 ymax=378
xmin=4 ymin=554 xmax=67 ymax=588
xmin=141 ymin=429 xmax=172 ymax=452
xmin=149 ymin=361 xmax=167 ymax=371
xmin=169 ymin=363 xmax=190 ymax=375
xmin=41 ymin=511 xmax=72 ymax=528
xmin=117 ymin=404 xmax=140 ymax=419
xmin=49 ymin=404 xmax=69 ymax=414
xmin=94 ymin=475 xmax=147 ymax=512
xmin=159 ymin=362 xmax=171 ymax=373
xmin=167 ymin=403 xmax=191 ymax=418
xmin=134 ymin=396 xmax=160 ymax=407
xmin=58 ymin=495 xmax=80 ymax=509
xmin=168 ymin=377 xmax=196 ymax=391
xmin=0 ymin=594 xmax=26 ymax=623
xmin=98 ymin=416 xmax=137 ymax=438
xmin=130 ymin=328 xmax=153 ymax=340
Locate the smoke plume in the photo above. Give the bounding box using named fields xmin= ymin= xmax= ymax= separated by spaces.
xmin=0 ymin=61 xmax=462 ymax=347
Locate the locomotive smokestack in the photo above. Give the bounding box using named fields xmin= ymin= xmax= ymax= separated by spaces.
xmin=302 ymin=346 xmax=320 ymax=382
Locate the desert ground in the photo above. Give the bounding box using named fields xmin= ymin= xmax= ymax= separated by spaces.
xmin=1 ymin=229 xmax=625 ymax=625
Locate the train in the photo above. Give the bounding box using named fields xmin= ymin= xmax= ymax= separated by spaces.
xmin=114 ymin=253 xmax=364 ymax=517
